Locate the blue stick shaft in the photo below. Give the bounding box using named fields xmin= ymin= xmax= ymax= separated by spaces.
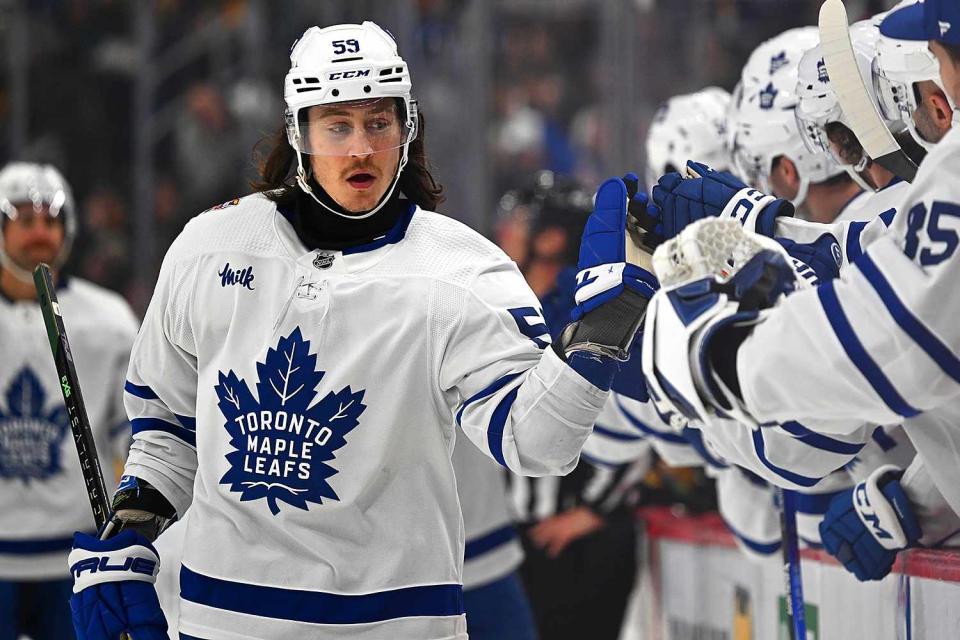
xmin=779 ymin=488 xmax=806 ymax=640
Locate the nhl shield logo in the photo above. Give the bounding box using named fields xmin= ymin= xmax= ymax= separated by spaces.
xmin=313 ymin=252 xmax=335 ymax=270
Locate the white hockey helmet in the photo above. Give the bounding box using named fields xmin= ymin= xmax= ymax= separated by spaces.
xmin=644 ymin=87 xmax=731 ymax=189
xmin=796 ymin=20 xmax=891 ymax=182
xmin=873 ymin=27 xmax=952 ymax=151
xmin=0 ymin=162 xmax=76 ymax=283
xmin=283 ymin=21 xmax=418 ymax=218
xmin=732 ymin=27 xmax=843 ymax=208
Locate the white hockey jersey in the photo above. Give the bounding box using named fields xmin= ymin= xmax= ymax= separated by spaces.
xmin=452 ymin=433 xmax=523 ymax=590
xmin=737 ymin=125 xmax=960 ymax=544
xmin=122 ymin=194 xmax=609 ymax=640
xmin=0 ymin=277 xmax=137 ymax=579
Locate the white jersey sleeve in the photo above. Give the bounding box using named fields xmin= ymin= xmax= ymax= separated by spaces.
xmin=772 ymin=181 xmax=908 ymax=271
xmin=440 ymin=260 xmax=608 ymax=477
xmin=122 ymin=234 xmax=201 ymax=517
xmin=738 ymin=127 xmax=960 ymax=426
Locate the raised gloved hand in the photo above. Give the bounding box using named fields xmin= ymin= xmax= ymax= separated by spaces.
xmin=819 ymin=465 xmax=921 ymax=581
xmin=69 ymin=529 xmax=168 ymax=640
xmin=559 ymin=173 xmax=660 ymax=390
xmin=650 ymin=161 xmax=794 ymax=240
xmin=572 ymin=173 xmax=659 ymax=319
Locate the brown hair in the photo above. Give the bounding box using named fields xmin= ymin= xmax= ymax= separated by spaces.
xmin=250 ymin=104 xmax=445 ymax=211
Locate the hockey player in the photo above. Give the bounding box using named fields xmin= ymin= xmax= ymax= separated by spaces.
xmin=644 ymin=87 xmax=732 ymax=190
xmin=640 ymin=0 xmax=960 ymax=582
xmin=67 ymin=22 xmax=653 ymax=640
xmin=730 ymin=27 xmax=864 ymax=225
xmin=0 ymin=162 xmax=138 ymax=639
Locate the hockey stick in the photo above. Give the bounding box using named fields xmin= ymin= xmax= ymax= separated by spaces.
xmin=33 ymin=263 xmax=113 ymax=530
xmin=819 ymin=0 xmax=920 ymax=181
xmin=777 ymin=487 xmax=806 ymax=640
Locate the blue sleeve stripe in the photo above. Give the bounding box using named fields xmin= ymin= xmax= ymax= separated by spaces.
xmin=580 ymin=451 xmax=627 ymax=470
xmin=124 ymin=380 xmax=159 ymax=400
xmin=615 ymin=397 xmax=688 ymax=444
xmin=593 ymin=423 xmax=645 ymax=442
xmin=131 ymin=417 xmax=196 ymax=447
xmin=751 ymin=429 xmax=821 ymax=487
xmin=681 ymin=427 xmax=728 ymax=469
xmin=180 ymin=564 xmax=464 ymax=624
xmin=456 ymin=372 xmax=525 ymax=426
xmin=487 ymin=386 xmax=521 ymax=468
xmin=817 ymin=282 xmax=921 ymax=418
xmin=794 ymin=490 xmax=842 ymax=515
xmin=845 ymin=221 xmax=868 ymax=264
xmin=859 ymin=253 xmax=960 ymax=386
xmin=464 ymin=525 xmax=517 ymax=561
xmin=175 ymin=414 xmax=197 ymax=429
xmin=778 ymin=421 xmax=865 ymax=455
xmin=723 ymin=519 xmax=781 ymax=556
xmin=0 ymin=534 xmax=89 ymax=554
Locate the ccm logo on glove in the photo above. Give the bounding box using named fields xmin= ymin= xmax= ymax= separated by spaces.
xmin=853 ymin=485 xmax=893 ymax=541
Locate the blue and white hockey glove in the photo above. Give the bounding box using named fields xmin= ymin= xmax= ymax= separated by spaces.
xmin=557 ymin=173 xmax=660 ymax=392
xmin=571 ymin=173 xmax=659 ymax=319
xmin=778 ymin=233 xmax=843 ymax=285
xmin=69 ymin=529 xmax=168 ymax=640
xmin=641 ymin=218 xmax=803 ymax=425
xmin=650 ymin=161 xmax=794 ymax=240
xmin=820 ymin=465 xmax=922 ymax=582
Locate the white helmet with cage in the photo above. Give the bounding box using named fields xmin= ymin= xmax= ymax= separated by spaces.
xmin=794 ymin=18 xmax=894 ymax=192
xmin=644 ymin=87 xmax=731 ymax=189
xmin=0 ymin=162 xmax=76 ymax=283
xmin=731 ymin=26 xmax=843 ymax=209
xmin=284 ymin=21 xmax=418 ymax=219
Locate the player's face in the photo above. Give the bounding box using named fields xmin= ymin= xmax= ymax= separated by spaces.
xmin=930 ymin=42 xmax=960 ymax=110
xmin=307 ymin=100 xmax=403 ymax=213
xmin=2 ymin=203 xmax=65 ymax=271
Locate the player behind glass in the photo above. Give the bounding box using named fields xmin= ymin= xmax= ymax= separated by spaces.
xmin=0 ymin=163 xmax=138 ymax=639
xmin=66 ymin=21 xmax=654 ymax=640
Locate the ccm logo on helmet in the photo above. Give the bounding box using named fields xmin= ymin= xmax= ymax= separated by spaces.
xmin=328 ymin=70 xmax=371 ymax=80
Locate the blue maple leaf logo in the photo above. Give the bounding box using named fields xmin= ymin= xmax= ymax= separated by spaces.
xmin=215 ymin=327 xmax=366 ymax=515
xmin=759 ymin=82 xmax=778 ymax=110
xmin=0 ymin=367 xmax=69 ymax=481
xmin=769 ymin=51 xmax=789 ymax=75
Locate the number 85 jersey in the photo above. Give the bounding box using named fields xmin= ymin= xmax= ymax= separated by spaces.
xmin=122 ymin=194 xmax=608 ymax=640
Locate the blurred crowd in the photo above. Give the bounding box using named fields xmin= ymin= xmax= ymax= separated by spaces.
xmin=1 ymin=0 xmax=889 ymax=312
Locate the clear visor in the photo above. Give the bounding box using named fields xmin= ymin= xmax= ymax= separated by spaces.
xmin=822 ymin=120 xmax=869 ymax=172
xmin=872 ymin=57 xmax=917 ymax=124
xmin=795 ymin=109 xmax=832 ymax=156
xmin=287 ymin=98 xmax=417 ymax=157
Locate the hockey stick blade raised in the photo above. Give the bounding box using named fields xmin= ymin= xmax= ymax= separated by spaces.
xmin=33 ymin=264 xmax=113 ymax=531
xmin=819 ymin=0 xmax=919 ymax=182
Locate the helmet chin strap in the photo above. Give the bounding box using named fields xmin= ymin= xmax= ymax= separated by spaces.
xmin=0 ymin=249 xmax=38 ymax=285
xmin=790 ymin=175 xmax=810 ymax=211
xmin=843 ymin=165 xmax=876 ymax=192
xmin=296 ymin=142 xmax=411 ymax=220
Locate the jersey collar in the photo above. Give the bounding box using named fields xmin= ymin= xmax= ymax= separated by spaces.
xmin=274 ymin=203 xmax=417 ymax=273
